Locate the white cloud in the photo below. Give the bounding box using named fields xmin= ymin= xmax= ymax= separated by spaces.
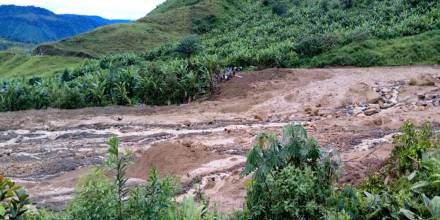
xmin=0 ymin=0 xmax=167 ymax=19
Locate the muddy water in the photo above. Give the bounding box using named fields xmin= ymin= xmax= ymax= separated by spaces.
xmin=1 ymin=120 xmax=291 ymax=180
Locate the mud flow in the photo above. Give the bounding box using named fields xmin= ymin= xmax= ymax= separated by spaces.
xmin=1 ymin=66 xmax=439 ymax=212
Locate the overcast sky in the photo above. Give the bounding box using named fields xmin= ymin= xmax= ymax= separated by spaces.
xmin=0 ymin=0 xmax=166 ymax=19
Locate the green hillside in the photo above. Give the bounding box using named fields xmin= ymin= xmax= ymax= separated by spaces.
xmin=0 ymin=38 xmax=35 ymax=52
xmin=1 ymin=0 xmax=440 ymax=112
xmin=33 ymin=0 xmax=245 ymax=58
xmin=0 ymin=51 xmax=82 ymax=78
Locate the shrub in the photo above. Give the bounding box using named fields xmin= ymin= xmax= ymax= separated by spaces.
xmin=294 ymin=34 xmax=339 ymax=57
xmin=242 ymin=124 xmax=339 ymax=219
xmin=176 ymin=35 xmax=201 ymax=58
xmin=126 ymin=169 xmax=177 ymax=220
xmin=390 ymin=122 xmax=433 ymax=175
xmin=0 ymin=176 xmax=30 ymax=220
xmin=65 ymin=171 xmax=118 ymax=220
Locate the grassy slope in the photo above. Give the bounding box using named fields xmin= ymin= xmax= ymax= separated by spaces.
xmin=0 ymin=52 xmax=82 ymax=78
xmin=311 ymin=30 xmax=440 ymax=67
xmin=33 ymin=0 xmax=244 ymax=58
xmin=0 ymin=38 xmax=35 ymax=52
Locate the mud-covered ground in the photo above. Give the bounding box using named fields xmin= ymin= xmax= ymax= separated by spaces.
xmin=1 ymin=66 xmax=439 ymax=213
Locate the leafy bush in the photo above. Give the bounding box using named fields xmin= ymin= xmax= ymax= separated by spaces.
xmin=126 ymin=169 xmax=177 ymax=220
xmin=335 ymin=121 xmax=440 ymax=220
xmin=294 ymin=34 xmax=339 ymax=57
xmin=0 ymin=176 xmax=30 ymax=220
xmin=242 ymin=124 xmax=339 ymax=219
xmin=176 ymin=35 xmax=201 ymax=58
xmin=390 ymin=122 xmax=433 ymax=175
xmin=65 ymin=171 xmax=118 ymax=220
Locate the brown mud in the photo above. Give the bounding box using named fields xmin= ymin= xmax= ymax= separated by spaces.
xmin=1 ymin=66 xmax=440 ymax=212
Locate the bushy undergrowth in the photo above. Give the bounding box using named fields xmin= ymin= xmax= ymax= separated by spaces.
xmin=241 ymin=124 xmax=339 ymax=219
xmin=10 ymin=121 xmax=440 ymax=220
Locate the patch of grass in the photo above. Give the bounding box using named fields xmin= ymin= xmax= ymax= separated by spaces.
xmin=311 ymin=30 xmax=440 ymax=67
xmin=0 ymin=51 xmax=82 ymax=78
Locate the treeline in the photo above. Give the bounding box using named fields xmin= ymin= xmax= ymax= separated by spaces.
xmin=4 ymin=122 xmax=439 ymax=219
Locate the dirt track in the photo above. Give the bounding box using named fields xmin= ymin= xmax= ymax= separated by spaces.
xmin=1 ymin=66 xmax=440 ymax=212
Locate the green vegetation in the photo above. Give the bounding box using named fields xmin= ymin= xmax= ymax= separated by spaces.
xmin=14 ymin=121 xmax=440 ymax=219
xmin=198 ymin=0 xmax=440 ymax=68
xmin=242 ymin=124 xmax=338 ymax=219
xmin=0 ymin=53 xmax=219 ymax=111
xmin=1 ymin=0 xmax=439 ymax=111
xmin=0 ymin=175 xmax=30 ymax=220
xmin=0 ymin=52 xmax=82 ymax=79
xmin=331 ymin=122 xmax=440 ymax=220
xmin=312 ymin=30 xmax=440 ymax=67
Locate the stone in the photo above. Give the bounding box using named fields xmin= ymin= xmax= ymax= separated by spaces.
xmin=254 ymin=114 xmax=265 ymax=121
xmin=312 ymin=108 xmax=320 ymax=116
xmin=364 ymin=107 xmax=380 ymax=116
xmin=183 ymin=120 xmax=191 ymax=127
xmin=347 ymin=83 xmax=382 ymax=104
xmin=409 ymin=74 xmax=436 ymax=86
xmin=181 ymin=140 xmax=193 ymax=148
xmin=416 ymin=101 xmax=428 ymax=107
xmin=373 ymin=118 xmax=383 ymax=126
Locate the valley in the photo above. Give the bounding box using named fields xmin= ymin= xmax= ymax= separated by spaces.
xmin=1 ymin=0 xmax=440 ymax=218
xmin=1 ymin=66 xmax=439 ymax=213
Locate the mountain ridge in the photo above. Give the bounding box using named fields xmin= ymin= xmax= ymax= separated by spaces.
xmin=0 ymin=5 xmax=130 ymax=44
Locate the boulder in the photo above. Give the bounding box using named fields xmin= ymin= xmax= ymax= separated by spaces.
xmin=364 ymin=107 xmax=380 ymax=116
xmin=347 ymin=83 xmax=382 ymax=105
xmin=409 ymin=74 xmax=436 ymax=86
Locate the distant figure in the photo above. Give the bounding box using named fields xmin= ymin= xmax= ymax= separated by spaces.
xmin=221 ymin=66 xmax=243 ymax=82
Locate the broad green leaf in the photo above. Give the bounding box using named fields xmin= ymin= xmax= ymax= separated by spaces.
xmin=399 ymin=208 xmax=419 ymax=220
xmin=411 ymin=181 xmax=429 ymax=192
xmin=0 ymin=206 xmax=5 ymax=216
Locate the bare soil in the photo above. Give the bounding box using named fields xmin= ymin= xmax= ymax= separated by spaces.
xmin=1 ymin=66 xmax=439 ymax=213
